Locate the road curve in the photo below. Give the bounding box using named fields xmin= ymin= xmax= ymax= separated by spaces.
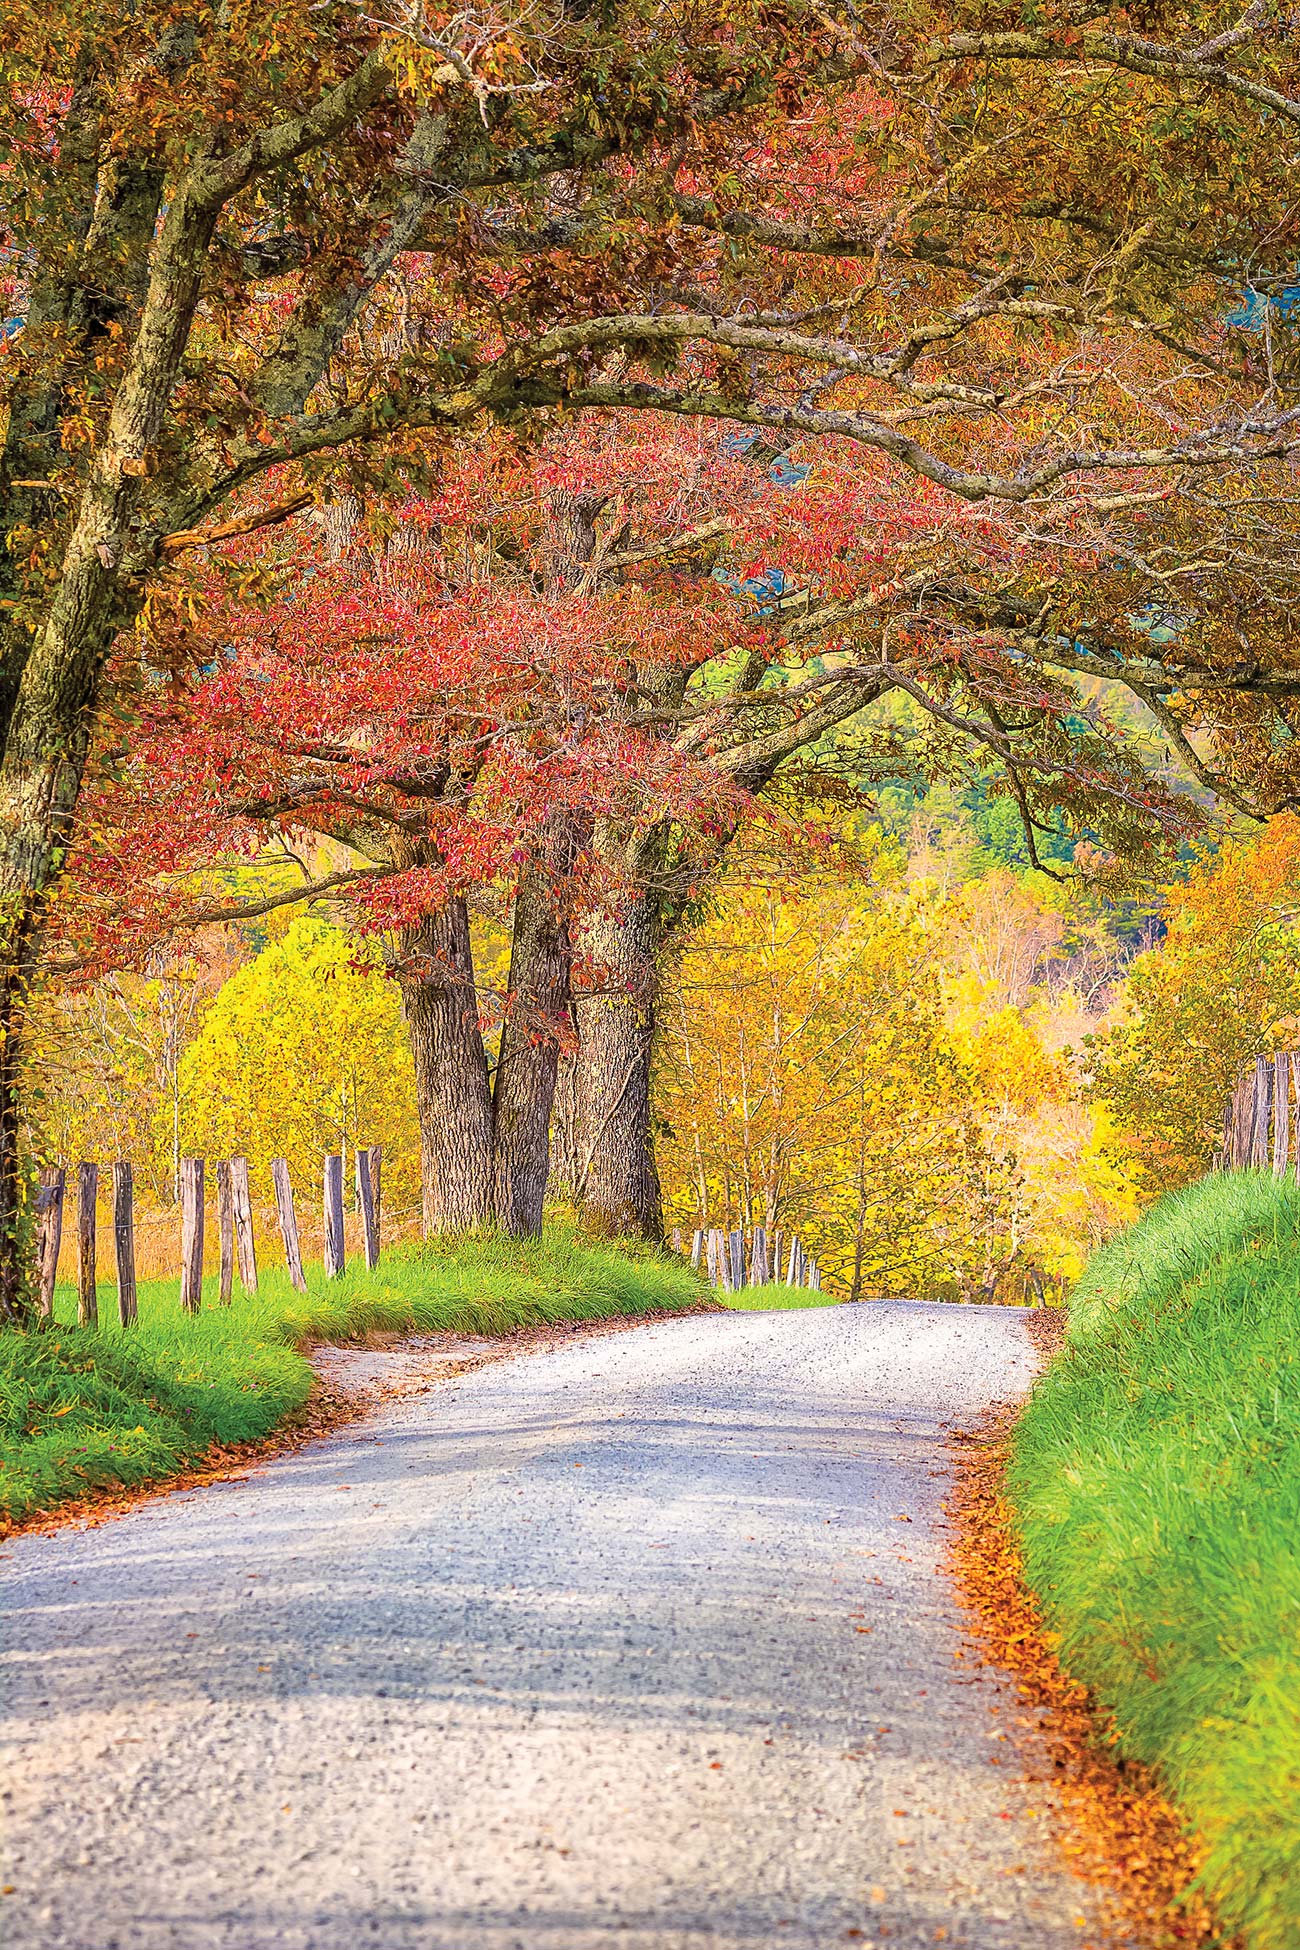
xmin=1 ymin=1302 xmax=1111 ymax=1949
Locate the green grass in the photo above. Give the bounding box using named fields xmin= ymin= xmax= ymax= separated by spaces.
xmin=717 ymin=1282 xmax=840 ymax=1309
xmin=1008 ymin=1171 xmax=1300 ymax=1949
xmin=0 ymin=1230 xmax=704 ymax=1526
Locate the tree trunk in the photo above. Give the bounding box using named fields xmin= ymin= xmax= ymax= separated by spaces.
xmin=0 ymin=960 xmax=32 ymax=1323
xmin=492 ymin=848 xmax=574 ymax=1237
xmin=573 ymin=890 xmax=664 ymax=1241
xmin=402 ymin=895 xmax=495 ymax=1234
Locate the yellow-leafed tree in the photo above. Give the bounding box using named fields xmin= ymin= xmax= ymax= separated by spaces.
xmin=1090 ymin=817 xmax=1300 ymax=1193
xmin=177 ymin=918 xmax=420 ymax=1211
xmin=656 ymin=882 xmax=1006 ymax=1299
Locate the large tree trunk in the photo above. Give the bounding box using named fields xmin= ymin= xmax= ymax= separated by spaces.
xmin=573 ymin=889 xmax=664 ymax=1241
xmin=491 ymin=845 xmax=574 ymax=1237
xmin=0 ymin=633 xmax=107 ymax=1323
xmin=0 ymin=941 xmax=41 ymax=1325
xmin=401 ymin=896 xmax=495 ymax=1234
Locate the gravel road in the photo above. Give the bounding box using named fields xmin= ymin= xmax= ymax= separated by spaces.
xmin=1 ymin=1301 xmax=1112 ymax=1950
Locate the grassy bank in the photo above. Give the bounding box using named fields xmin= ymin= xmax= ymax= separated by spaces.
xmin=1008 ymin=1171 xmax=1300 ymax=1949
xmin=0 ymin=1231 xmax=703 ymax=1527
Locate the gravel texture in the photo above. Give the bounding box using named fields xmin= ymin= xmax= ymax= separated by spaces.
xmin=1 ymin=1300 xmax=1112 ymax=1949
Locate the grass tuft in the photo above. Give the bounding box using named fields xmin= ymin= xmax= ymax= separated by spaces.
xmin=1008 ymin=1170 xmax=1300 ymax=1950
xmin=716 ymin=1282 xmax=840 ymax=1310
xmin=0 ymin=1230 xmax=704 ymax=1525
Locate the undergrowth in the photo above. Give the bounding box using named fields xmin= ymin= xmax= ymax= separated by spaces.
xmin=1008 ymin=1170 xmax=1300 ymax=1950
xmin=0 ymin=1230 xmax=703 ymax=1525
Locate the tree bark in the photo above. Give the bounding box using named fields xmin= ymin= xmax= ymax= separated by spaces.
xmin=549 ymin=1049 xmax=580 ymax=1203
xmin=492 ymin=848 xmax=574 ymax=1237
xmin=573 ymin=888 xmax=664 ymax=1241
xmin=402 ymin=895 xmax=495 ymax=1234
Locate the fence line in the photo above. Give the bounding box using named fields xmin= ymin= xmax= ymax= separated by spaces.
xmin=1216 ymin=1053 xmax=1300 ymax=1177
xmin=32 ymin=1146 xmax=385 ymax=1326
xmin=34 ymin=1150 xmax=818 ymax=1323
xmin=677 ymin=1221 xmax=823 ymax=1294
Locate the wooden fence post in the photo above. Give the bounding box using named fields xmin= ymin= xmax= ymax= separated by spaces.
xmin=1238 ymin=1062 xmax=1256 ymax=1168
xmin=749 ymin=1226 xmax=768 ymax=1286
xmin=1237 ymin=1069 xmax=1255 ymax=1168
xmin=112 ymin=1162 xmax=137 ymax=1328
xmin=786 ymin=1237 xmax=800 ymax=1287
xmin=356 ymin=1147 xmax=379 ymax=1270
xmin=1274 ymin=1051 xmax=1291 ymax=1178
xmin=370 ymin=1143 xmax=382 ymax=1241
xmin=271 ymin=1158 xmax=307 ymax=1292
xmin=1250 ymin=1054 xmax=1272 ymax=1169
xmin=708 ymin=1227 xmax=724 ymax=1289
xmin=179 ymin=1157 xmax=205 ymax=1314
xmin=729 ymin=1227 xmax=744 ymax=1292
xmin=323 ymin=1154 xmax=345 ymax=1278
xmin=36 ymin=1165 xmax=65 ymax=1319
xmin=769 ymin=1229 xmax=783 ymax=1287
xmin=229 ymin=1155 xmax=258 ymax=1293
xmin=77 ymin=1161 xmax=98 ymax=1327
xmin=216 ymin=1160 xmax=234 ymax=1306
xmin=690 ymin=1228 xmax=703 ymax=1270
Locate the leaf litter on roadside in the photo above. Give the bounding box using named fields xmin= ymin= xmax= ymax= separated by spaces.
xmin=947 ymin=1362 xmax=1235 ymax=1950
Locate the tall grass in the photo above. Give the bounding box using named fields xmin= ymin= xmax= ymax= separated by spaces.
xmin=1008 ymin=1171 xmax=1300 ymax=1949
xmin=1 ymin=1231 xmax=704 ymax=1525
xmin=716 ymin=1282 xmax=840 ymax=1310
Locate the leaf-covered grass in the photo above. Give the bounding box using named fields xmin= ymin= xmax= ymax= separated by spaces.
xmin=0 ymin=1230 xmax=704 ymax=1526
xmin=717 ymin=1282 xmax=840 ymax=1309
xmin=1008 ymin=1171 xmax=1300 ymax=1950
